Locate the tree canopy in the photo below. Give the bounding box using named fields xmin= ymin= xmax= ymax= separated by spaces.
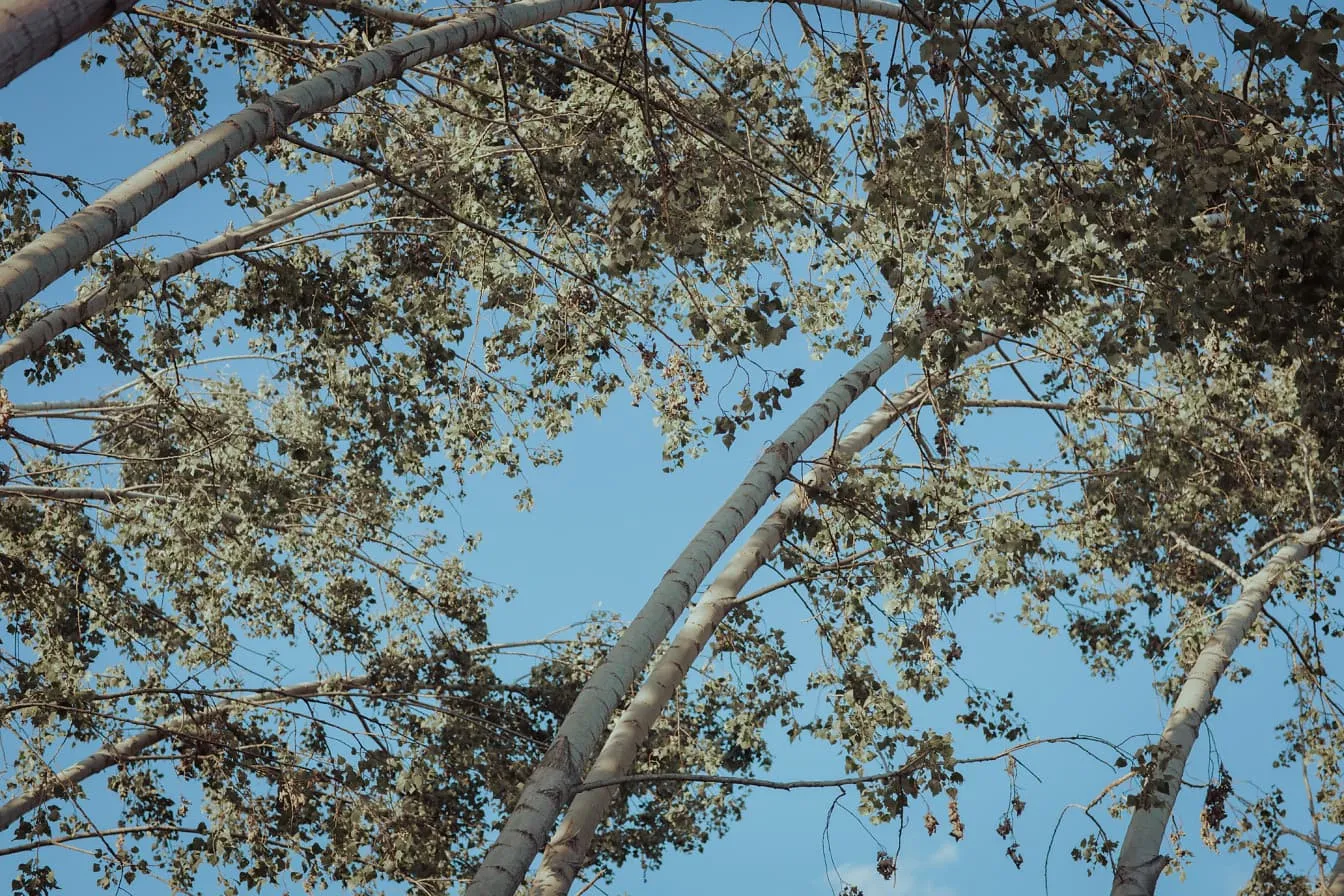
xmin=3 ymin=1 xmax=1344 ymax=895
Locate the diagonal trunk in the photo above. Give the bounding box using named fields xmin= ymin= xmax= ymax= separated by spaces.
xmin=529 ymin=330 xmax=1000 ymax=896
xmin=0 ymin=0 xmax=621 ymax=327
xmin=0 ymin=0 xmax=1013 ymax=329
xmin=0 ymin=177 xmax=375 ymax=371
xmin=1110 ymin=517 xmax=1344 ymax=896
xmin=0 ymin=0 xmax=138 ymax=90
xmin=464 ymin=337 xmax=906 ymax=896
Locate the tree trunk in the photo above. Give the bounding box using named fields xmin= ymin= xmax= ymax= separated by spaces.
xmin=464 ymin=337 xmax=905 ymax=896
xmin=0 ymin=0 xmax=618 ymax=328
xmin=0 ymin=177 xmax=374 ymax=371
xmin=529 ymin=331 xmax=1000 ymax=896
xmin=0 ymin=0 xmax=1019 ymax=330
xmin=0 ymin=0 xmax=138 ymax=90
xmin=1110 ymin=517 xmax=1344 ymax=896
xmin=1327 ymin=847 xmax=1344 ymax=896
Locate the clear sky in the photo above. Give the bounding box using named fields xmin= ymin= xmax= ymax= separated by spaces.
xmin=0 ymin=6 xmax=1322 ymax=896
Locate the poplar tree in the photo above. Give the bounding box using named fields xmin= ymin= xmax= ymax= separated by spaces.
xmin=3 ymin=3 xmax=1344 ymax=896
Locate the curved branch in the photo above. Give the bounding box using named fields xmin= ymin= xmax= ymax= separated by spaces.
xmin=0 ymin=0 xmax=1038 ymax=327
xmin=0 ymin=674 xmax=370 ymax=831
xmin=465 ymin=336 xmax=906 ymax=896
xmin=0 ymin=176 xmax=375 ymax=372
xmin=0 ymin=824 xmax=202 ymax=858
xmin=530 ymin=329 xmax=1001 ymax=896
xmin=0 ymin=0 xmax=624 ymax=326
xmin=575 ymin=734 xmax=1121 ymax=793
xmin=1111 ymin=516 xmax=1344 ymax=896
xmin=297 ymin=0 xmax=442 ymax=29
xmin=0 ymin=485 xmax=173 ymax=506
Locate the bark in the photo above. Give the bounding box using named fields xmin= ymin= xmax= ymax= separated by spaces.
xmin=529 ymin=330 xmax=1001 ymax=896
xmin=0 ymin=484 xmax=171 ymax=502
xmin=0 ymin=674 xmax=369 ymax=831
xmin=1328 ymin=848 xmax=1344 ymax=896
xmin=0 ymin=177 xmax=374 ymax=371
xmin=0 ymin=0 xmax=138 ymax=90
xmin=1110 ymin=517 xmax=1344 ymax=896
xmin=1208 ymin=0 xmax=1270 ymax=28
xmin=464 ymin=338 xmax=903 ymax=896
xmin=298 ymin=0 xmax=440 ymax=28
xmin=1209 ymin=0 xmax=1341 ymax=79
xmin=0 ymin=0 xmax=1021 ymax=330
xmin=0 ymin=0 xmax=622 ymax=328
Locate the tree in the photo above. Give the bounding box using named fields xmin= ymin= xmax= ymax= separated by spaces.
xmin=0 ymin=0 xmax=139 ymax=90
xmin=3 ymin=2 xmax=1344 ymax=896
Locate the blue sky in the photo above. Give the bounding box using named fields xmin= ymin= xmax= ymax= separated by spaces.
xmin=0 ymin=5 xmax=1328 ymax=896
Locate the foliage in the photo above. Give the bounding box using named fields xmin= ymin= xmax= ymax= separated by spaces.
xmin=3 ymin=1 xmax=1344 ymax=895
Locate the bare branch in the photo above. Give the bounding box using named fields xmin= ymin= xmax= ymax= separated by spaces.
xmin=575 ymin=735 xmax=1125 ymax=793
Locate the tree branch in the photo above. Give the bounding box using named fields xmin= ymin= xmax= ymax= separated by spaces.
xmin=297 ymin=0 xmax=442 ymax=28
xmin=0 ymin=824 xmax=203 ymax=858
xmin=574 ymin=735 xmax=1123 ymax=793
xmin=0 ymin=177 xmax=374 ymax=372
xmin=530 ymin=330 xmax=1001 ymax=896
xmin=0 ymin=0 xmax=628 ymax=326
xmin=0 ymin=674 xmax=370 ymax=831
xmin=1111 ymin=516 xmax=1344 ymax=896
xmin=466 ymin=335 xmax=912 ymax=896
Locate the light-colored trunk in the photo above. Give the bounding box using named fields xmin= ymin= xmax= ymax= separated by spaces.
xmin=0 ymin=0 xmax=615 ymax=327
xmin=1208 ymin=0 xmax=1270 ymax=28
xmin=0 ymin=0 xmax=138 ymax=90
xmin=530 ymin=331 xmax=1001 ymax=896
xmin=0 ymin=674 xmax=368 ymax=831
xmin=464 ymin=338 xmax=903 ymax=896
xmin=1111 ymin=517 xmax=1344 ymax=896
xmin=1328 ymin=848 xmax=1344 ymax=896
xmin=0 ymin=0 xmax=1019 ymax=328
xmin=0 ymin=177 xmax=374 ymax=371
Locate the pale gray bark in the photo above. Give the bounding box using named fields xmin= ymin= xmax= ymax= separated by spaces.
xmin=1209 ymin=0 xmax=1271 ymax=28
xmin=0 ymin=674 xmax=369 ymax=831
xmin=464 ymin=338 xmax=903 ymax=896
xmin=529 ymin=331 xmax=1000 ymax=896
xmin=0 ymin=0 xmax=1021 ymax=329
xmin=0 ymin=0 xmax=613 ymax=327
xmin=1328 ymin=848 xmax=1344 ymax=896
xmin=1110 ymin=517 xmax=1344 ymax=896
xmin=0 ymin=0 xmax=138 ymax=89
xmin=0 ymin=177 xmax=374 ymax=371
xmin=297 ymin=0 xmax=439 ymax=28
